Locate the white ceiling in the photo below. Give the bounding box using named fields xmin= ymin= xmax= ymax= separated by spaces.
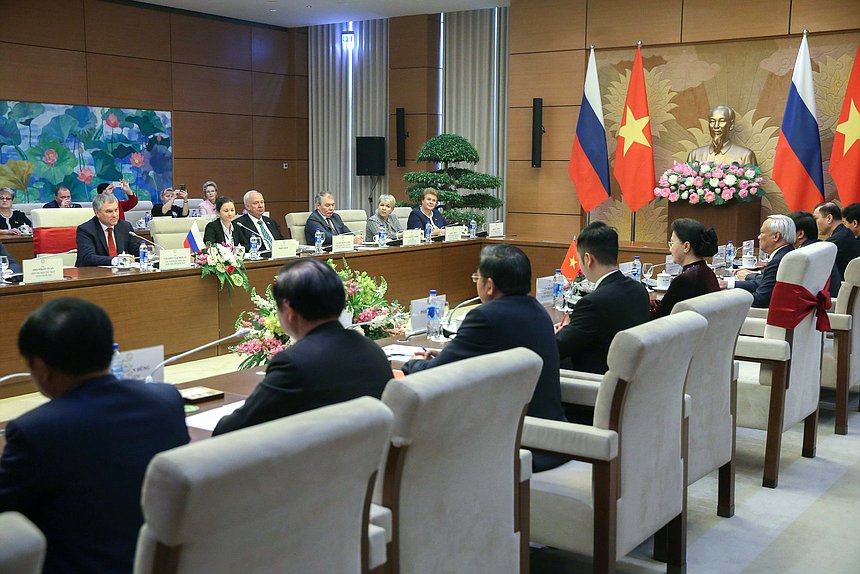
xmin=137 ymin=0 xmax=509 ymax=28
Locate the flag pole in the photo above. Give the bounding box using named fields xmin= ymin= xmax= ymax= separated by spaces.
xmin=629 ymin=40 xmax=642 ymax=244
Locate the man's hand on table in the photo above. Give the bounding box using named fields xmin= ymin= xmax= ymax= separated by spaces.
xmin=413 ymin=348 xmax=441 ymax=360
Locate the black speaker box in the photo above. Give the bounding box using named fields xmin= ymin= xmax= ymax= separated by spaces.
xmin=356 ymin=136 xmax=387 ymax=176
xmin=396 ymin=108 xmax=407 ymax=167
xmin=532 ymin=98 xmax=543 ymax=168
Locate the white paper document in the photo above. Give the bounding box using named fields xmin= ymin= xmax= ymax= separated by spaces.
xmin=381 ymin=344 xmax=425 ymax=361
xmin=186 ymin=400 xmax=246 ymax=431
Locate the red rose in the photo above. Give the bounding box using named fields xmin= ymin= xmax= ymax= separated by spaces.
xmin=226 ymin=265 xmax=235 ymax=274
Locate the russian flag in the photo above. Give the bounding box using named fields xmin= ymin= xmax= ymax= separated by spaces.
xmin=569 ymin=47 xmax=611 ymax=213
xmin=184 ymin=223 xmax=204 ymax=253
xmin=773 ymin=33 xmax=824 ymax=212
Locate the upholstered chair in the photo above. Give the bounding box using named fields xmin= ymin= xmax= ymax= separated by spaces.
xmin=148 ymin=217 xmax=208 ymax=251
xmin=285 ymin=211 xmax=311 ymax=242
xmin=522 ymin=311 xmax=708 ymax=573
xmin=375 ymin=348 xmax=542 ymax=574
xmin=134 ymin=397 xmax=393 ymax=574
xmin=30 ymin=207 xmax=94 ymax=265
xmin=733 ymin=242 xmax=836 ymax=488
xmin=0 ymin=512 xmax=46 ymax=574
xmin=338 ymin=209 xmax=369 ymax=236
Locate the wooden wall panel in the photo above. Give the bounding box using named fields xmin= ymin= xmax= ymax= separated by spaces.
xmin=1 ymin=0 xmax=85 ymax=51
xmin=0 ymin=293 xmax=42 ymax=384
xmin=506 ymin=212 xmax=579 ymax=243
xmin=252 ymin=117 xmax=295 ymax=159
xmin=172 ymin=64 xmax=252 ymax=115
xmin=172 ymin=159 xmax=254 ymax=200
xmin=253 ymin=72 xmax=302 ymax=118
xmin=294 ymin=119 xmax=309 ymax=160
xmin=587 ymin=0 xmax=682 ymax=48
xmin=509 ymin=0 xmax=586 ymax=54
xmin=254 ymin=160 xmax=296 ymax=201
xmin=683 ymin=0 xmax=790 ymax=41
xmin=171 ymin=13 xmax=251 ymax=70
xmin=252 ymin=27 xmax=293 ymax=74
xmin=0 ymin=43 xmax=88 ymax=105
xmin=509 ymin=51 xmax=585 ymax=108
xmin=791 ymin=0 xmax=860 ymax=33
xmin=508 ymin=106 xmax=579 ymax=162
xmin=87 ymin=54 xmax=173 ymax=110
xmin=172 ymin=112 xmax=253 ymax=159
xmin=84 ymin=0 xmax=171 ymax=60
xmin=389 ymin=15 xmax=441 ymax=69
xmin=506 ymin=161 xmax=581 ymax=215
xmin=389 ymin=67 xmax=440 ymax=114
xmin=290 ymin=30 xmax=309 ymax=76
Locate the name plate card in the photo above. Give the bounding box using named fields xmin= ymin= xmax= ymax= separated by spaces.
xmin=445 ymin=226 xmax=465 ymax=242
xmin=271 ymin=239 xmax=299 ymax=259
xmin=665 ymin=255 xmax=682 ymax=276
xmin=402 ymin=229 xmax=422 ymax=247
xmin=535 ymin=276 xmax=554 ymax=305
xmin=742 ymin=240 xmax=755 ymax=256
xmin=488 ymin=222 xmax=504 ymax=237
xmin=23 ymin=257 xmax=63 ymax=284
xmin=410 ymin=294 xmax=448 ymax=331
xmin=159 ymin=248 xmax=192 ymax=271
xmin=332 ymin=234 xmax=354 ymax=253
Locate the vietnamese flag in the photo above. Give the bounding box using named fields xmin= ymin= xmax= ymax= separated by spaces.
xmin=613 ymin=46 xmax=656 ymax=212
xmin=830 ymin=43 xmax=860 ymax=205
xmin=560 ymin=237 xmax=580 ymax=280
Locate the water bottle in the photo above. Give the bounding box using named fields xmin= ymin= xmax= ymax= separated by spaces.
xmin=469 ymin=218 xmax=477 ymax=239
xmin=144 ymin=211 xmax=152 ymax=229
xmin=725 ymin=240 xmax=736 ymax=275
xmin=425 ymin=222 xmax=433 ymax=242
xmin=138 ymin=243 xmax=148 ymax=271
xmin=249 ymin=235 xmax=259 ymax=258
xmin=552 ymin=269 xmax=565 ymax=310
xmin=110 ymin=343 xmax=124 ymax=380
xmin=314 ymin=230 xmax=324 ymax=254
xmin=632 ymin=256 xmax=642 ymax=282
xmin=377 ymin=228 xmax=386 ymax=247
xmin=426 ymin=290 xmax=442 ymax=341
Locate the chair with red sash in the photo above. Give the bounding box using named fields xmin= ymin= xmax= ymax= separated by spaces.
xmin=733 ymin=241 xmax=835 ymax=488
xmin=30 ymin=207 xmax=93 ymax=266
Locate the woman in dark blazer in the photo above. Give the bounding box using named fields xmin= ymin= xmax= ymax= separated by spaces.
xmin=651 ymin=218 xmax=720 ymax=319
xmin=406 ymin=187 xmax=447 ymax=236
xmin=203 ymin=196 xmax=241 ymax=247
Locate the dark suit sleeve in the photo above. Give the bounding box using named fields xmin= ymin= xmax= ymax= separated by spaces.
xmin=556 ymin=296 xmax=600 ymax=362
xmin=123 ymin=225 xmax=141 ymax=255
xmin=401 ymin=308 xmax=493 ymax=374
xmin=332 ymin=214 xmax=351 ymax=235
xmin=203 ymin=221 xmax=220 ymax=244
xmin=75 ymin=224 xmax=113 ymax=267
xmin=0 ymin=421 xmax=55 ymax=513
xmin=406 ymin=209 xmax=423 ymax=230
xmin=305 ymin=213 xmax=333 ymax=245
xmin=737 ymin=264 xmax=776 ymax=308
xmin=266 ymin=217 xmax=283 ymax=240
xmin=212 ymin=354 xmax=306 ymax=435
xmin=0 ymin=242 xmax=20 ymax=274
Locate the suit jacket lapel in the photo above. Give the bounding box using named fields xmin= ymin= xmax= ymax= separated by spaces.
xmin=93 ymin=219 xmax=110 ymax=255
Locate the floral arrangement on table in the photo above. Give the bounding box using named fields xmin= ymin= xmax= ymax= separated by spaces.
xmin=653 ymin=161 xmax=764 ymax=205
xmin=193 ymin=243 xmax=249 ymax=292
xmin=232 ymin=283 xmax=288 ymax=369
xmin=328 ymin=258 xmax=408 ymax=339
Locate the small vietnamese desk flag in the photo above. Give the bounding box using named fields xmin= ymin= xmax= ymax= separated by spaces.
xmin=570 ymin=47 xmax=611 ymax=212
xmin=773 ymin=33 xmax=824 ymax=212
xmin=560 ymin=237 xmax=580 ymax=281
xmin=613 ymin=46 xmax=656 ymax=212
xmin=830 ymin=43 xmax=860 ymax=205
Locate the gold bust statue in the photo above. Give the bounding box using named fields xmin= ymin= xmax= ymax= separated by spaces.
xmin=686 ymin=105 xmax=758 ymax=166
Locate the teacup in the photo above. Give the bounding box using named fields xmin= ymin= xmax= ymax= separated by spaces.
xmin=742 ymin=254 xmax=757 ymax=268
xmin=656 ymin=271 xmax=672 ymax=290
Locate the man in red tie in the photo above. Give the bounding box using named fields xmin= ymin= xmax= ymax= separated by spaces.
xmin=75 ymin=194 xmax=142 ymax=267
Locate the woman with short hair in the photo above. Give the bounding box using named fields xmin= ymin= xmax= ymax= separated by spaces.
xmin=0 ymin=187 xmax=31 ymax=236
xmin=199 ymin=181 xmax=218 ymax=215
xmin=365 ymin=194 xmax=403 ymax=239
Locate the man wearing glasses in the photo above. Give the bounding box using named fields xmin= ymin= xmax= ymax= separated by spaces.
xmin=401 ymin=244 xmax=566 ymax=472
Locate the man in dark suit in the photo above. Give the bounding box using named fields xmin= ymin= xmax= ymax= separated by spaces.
xmin=213 ymin=258 xmax=391 ymax=435
xmin=814 ymin=201 xmax=860 ymax=277
xmin=75 ymin=193 xmax=142 ymax=267
xmin=0 ymin=298 xmax=189 ymax=574
xmin=42 ymin=185 xmax=82 ymax=209
xmin=0 ymin=239 xmax=21 ymax=274
xmin=233 ymin=190 xmax=283 ymax=257
xmin=304 ymin=191 xmax=364 ymax=246
xmin=788 ymin=211 xmax=842 ymax=297
xmin=730 ymin=215 xmax=795 ymax=308
xmin=401 ymin=244 xmax=566 ymax=471
xmin=555 ymin=221 xmax=651 ymax=374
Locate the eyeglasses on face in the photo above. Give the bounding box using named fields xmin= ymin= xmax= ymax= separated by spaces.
xmin=471 ymin=272 xmax=481 ymax=283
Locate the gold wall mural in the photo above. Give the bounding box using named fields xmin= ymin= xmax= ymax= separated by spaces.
xmin=590 ymin=31 xmax=860 ymax=242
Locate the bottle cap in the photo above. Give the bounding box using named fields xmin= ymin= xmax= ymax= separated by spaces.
xmin=430 ymin=289 xmax=437 ymax=295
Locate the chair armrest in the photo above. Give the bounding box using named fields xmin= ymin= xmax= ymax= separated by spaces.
xmin=370 ymin=503 xmax=392 ymax=543
xmin=560 ymin=368 xmax=603 ymax=382
xmin=734 ymin=335 xmax=790 ymax=362
xmin=739 ymin=317 xmax=767 ymax=337
xmin=747 ymin=307 xmax=769 ymax=319
xmin=684 ymin=393 xmax=691 ymax=419
xmin=733 ymin=360 xmax=739 ymax=382
xmin=521 ymin=416 xmax=618 ymax=462
xmin=829 ymin=312 xmax=852 ymax=331
xmin=559 ymin=378 xmax=601 ymax=407
xmin=519 ymin=449 xmax=532 ymax=482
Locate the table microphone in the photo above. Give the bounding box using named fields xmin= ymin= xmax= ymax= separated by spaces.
xmin=129 ymin=231 xmax=167 ymax=253
xmin=144 ymin=328 xmax=251 ymax=383
xmin=0 ymin=372 xmax=30 ymax=385
xmin=234 ymin=221 xmax=273 ymax=253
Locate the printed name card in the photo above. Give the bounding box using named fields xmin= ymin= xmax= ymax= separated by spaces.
xmin=23 ymin=257 xmax=63 ymax=284
xmin=271 ymin=239 xmax=299 ymax=259
xmin=618 ymin=261 xmax=634 ymax=276
xmin=402 ymin=229 xmax=422 ymax=246
xmin=535 ymin=276 xmax=554 ymax=305
xmin=665 ymin=255 xmax=682 ymax=276
xmin=410 ymin=294 xmax=448 ymax=331
xmin=332 ymin=234 xmax=354 ymax=253
xmin=488 ymin=222 xmax=504 ymax=237
xmin=159 ymin=248 xmax=192 ymax=271
xmin=445 ymin=226 xmax=465 ymax=242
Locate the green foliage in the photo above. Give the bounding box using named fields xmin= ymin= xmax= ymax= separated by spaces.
xmin=9 ymin=103 xmax=45 ymax=126
xmin=0 ymin=117 xmax=22 ymax=147
xmin=41 ymin=114 xmax=79 ymax=142
xmin=402 ymin=171 xmax=455 ymax=187
xmin=27 ymin=139 xmax=77 ymax=185
xmin=416 ymin=133 xmax=480 ymax=164
xmin=458 ymin=192 xmax=503 ymax=209
xmin=445 ymin=209 xmax=487 ymax=226
xmin=457 ymin=171 xmax=503 ymax=190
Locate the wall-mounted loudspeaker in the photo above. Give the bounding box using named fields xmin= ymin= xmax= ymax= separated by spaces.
xmin=531 ymin=98 xmax=544 ymax=168
xmin=396 ymin=108 xmax=407 ymax=167
xmin=356 ymin=136 xmax=386 ymax=176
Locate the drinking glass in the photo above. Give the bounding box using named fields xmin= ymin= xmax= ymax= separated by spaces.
xmin=0 ymin=256 xmax=8 ymax=283
xmin=642 ymin=263 xmax=654 ymax=283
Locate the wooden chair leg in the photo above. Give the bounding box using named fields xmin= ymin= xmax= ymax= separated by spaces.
xmin=653 ymin=526 xmax=668 ymax=562
xmin=665 ymin=511 xmax=687 ymax=574
xmin=519 ymin=479 xmax=530 ymax=574
xmin=592 ymin=459 xmax=618 ymax=574
xmin=835 ymin=331 xmax=850 ymax=435
xmin=763 ymin=361 xmax=788 ymax=489
xmin=717 ymin=459 xmax=735 ymax=517
xmin=802 ymin=408 xmax=818 ymax=458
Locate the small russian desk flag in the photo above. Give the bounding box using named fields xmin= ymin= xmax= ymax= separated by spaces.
xmin=184 ymin=223 xmax=204 ymax=253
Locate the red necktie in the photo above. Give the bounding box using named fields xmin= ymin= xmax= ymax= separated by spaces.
xmin=107 ymin=227 xmax=117 ymax=257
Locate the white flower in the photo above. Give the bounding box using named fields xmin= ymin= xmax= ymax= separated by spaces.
xmin=215 ymin=263 xmax=225 ymax=273
xmin=684 ymin=177 xmax=694 ymax=186
xmin=724 ymin=174 xmax=737 ymax=185
xmin=668 ymin=174 xmax=678 ymax=185
xmin=700 ymin=164 xmax=712 ymax=174
xmin=681 ymin=191 xmax=688 ymax=199
xmin=744 ymin=169 xmax=756 ymax=178
xmin=709 ymin=177 xmax=720 ymax=187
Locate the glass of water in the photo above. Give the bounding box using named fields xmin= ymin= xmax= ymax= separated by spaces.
xmin=642 ymin=263 xmax=654 ymax=283
xmin=0 ymin=256 xmax=8 ymax=283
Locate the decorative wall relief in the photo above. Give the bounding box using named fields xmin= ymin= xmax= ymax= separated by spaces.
xmin=0 ymin=101 xmax=172 ymax=203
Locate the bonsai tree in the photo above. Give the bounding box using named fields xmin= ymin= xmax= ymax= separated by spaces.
xmin=402 ymin=133 xmax=503 ymax=226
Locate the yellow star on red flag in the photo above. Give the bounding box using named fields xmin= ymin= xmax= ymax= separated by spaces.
xmin=618 ymin=106 xmax=652 ymax=155
xmin=835 ymin=99 xmax=860 ymax=156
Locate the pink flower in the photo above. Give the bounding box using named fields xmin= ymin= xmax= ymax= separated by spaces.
xmin=668 ymin=192 xmax=679 ymax=202
xmin=660 ymin=188 xmax=670 ymax=198
xmin=105 ymin=113 xmax=120 ymax=129
xmin=76 ymin=167 xmax=94 ymax=184
xmin=156 ymin=135 xmax=163 ymax=142
xmin=693 ymin=177 xmax=703 ymax=187
xmin=704 ymin=191 xmax=716 ymax=203
xmin=738 ymin=180 xmax=749 ymax=189
xmin=130 ymin=152 xmax=145 ymax=167
xmin=679 ymin=184 xmax=686 ymax=190
xmin=42 ymin=148 xmax=58 ymax=167
xmin=689 ymin=193 xmax=700 ymax=205
xmin=712 ymin=169 xmax=724 ymax=179
xmin=721 ymin=188 xmax=734 ymax=201
xmin=653 ymin=187 xmax=662 ymax=197
xmin=738 ymin=188 xmax=749 ymax=198
xmin=718 ymin=181 xmax=726 ymax=188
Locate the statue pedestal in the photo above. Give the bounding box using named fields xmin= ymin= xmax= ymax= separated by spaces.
xmin=666 ymin=197 xmax=762 ymax=246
